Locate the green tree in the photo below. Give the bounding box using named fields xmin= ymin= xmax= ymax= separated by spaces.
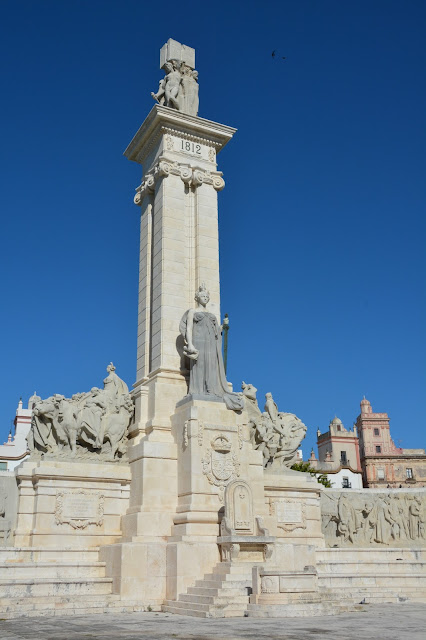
xmin=290 ymin=461 xmax=332 ymax=488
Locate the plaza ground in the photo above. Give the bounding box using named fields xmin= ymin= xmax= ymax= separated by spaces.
xmin=0 ymin=604 xmax=424 ymax=640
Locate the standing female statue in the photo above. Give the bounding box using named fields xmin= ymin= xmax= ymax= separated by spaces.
xmin=180 ymin=283 xmax=244 ymax=411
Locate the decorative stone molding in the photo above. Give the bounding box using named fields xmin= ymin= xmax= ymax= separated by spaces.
xmin=198 ymin=421 xmax=204 ymax=447
xmin=55 ymin=490 xmax=105 ymax=530
xmin=134 ymin=159 xmax=225 ymax=205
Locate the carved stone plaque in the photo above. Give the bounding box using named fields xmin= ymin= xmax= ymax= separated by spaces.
xmin=271 ymin=499 xmax=306 ymax=532
xmin=276 ymin=502 xmax=302 ymax=524
xmin=55 ymin=491 xmax=104 ymax=530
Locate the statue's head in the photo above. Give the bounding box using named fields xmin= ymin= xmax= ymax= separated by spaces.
xmin=195 ymin=282 xmax=210 ymax=306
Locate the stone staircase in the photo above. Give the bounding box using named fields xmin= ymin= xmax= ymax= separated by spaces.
xmin=316 ymin=548 xmax=426 ymax=605
xmin=163 ymin=562 xmax=254 ymax=617
xmin=0 ymin=547 xmax=156 ymax=619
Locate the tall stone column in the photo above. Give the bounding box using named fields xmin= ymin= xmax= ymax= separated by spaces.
xmin=100 ymin=102 xmax=237 ymax=605
xmin=127 ymin=105 xmax=235 ymax=438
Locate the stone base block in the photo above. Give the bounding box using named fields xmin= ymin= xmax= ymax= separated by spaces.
xmin=100 ymin=540 xmax=167 ymax=604
xmin=14 ymin=459 xmax=131 ymax=548
xmin=166 ymin=539 xmax=220 ymax=600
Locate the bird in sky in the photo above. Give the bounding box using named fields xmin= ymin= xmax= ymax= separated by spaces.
xmin=272 ymin=50 xmax=286 ymax=60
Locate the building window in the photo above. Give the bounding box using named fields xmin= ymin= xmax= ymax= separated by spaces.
xmin=0 ymin=462 xmax=7 ymax=471
xmin=377 ymin=468 xmax=385 ymax=480
xmin=342 ymin=477 xmax=351 ymax=488
xmin=406 ymin=468 xmax=413 ymax=479
xmin=375 ymin=445 xmax=381 ymax=454
xmin=374 ymin=428 xmax=380 ymax=436
xmin=340 ymin=451 xmax=348 ymax=465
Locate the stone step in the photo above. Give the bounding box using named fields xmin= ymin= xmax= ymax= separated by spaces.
xmin=211 ymin=562 xmax=255 ymax=575
xmin=0 ymin=577 xmax=113 ymax=599
xmin=194 ymin=578 xmax=251 ymax=589
xmin=317 ymin=561 xmax=426 ymax=573
xmin=0 ymin=547 xmax=100 ymax=563
xmin=163 ymin=604 xmax=209 ymax=618
xmin=163 ymin=601 xmax=247 ymax=618
xmin=187 ymin=586 xmax=248 ymax=597
xmin=0 ymin=597 xmax=160 ymax=620
xmin=0 ymin=562 xmax=106 ymax=579
xmin=179 ymin=593 xmax=249 ymax=606
xmin=246 ymin=602 xmax=352 ymax=618
xmin=203 ymin=572 xmax=252 ymax=582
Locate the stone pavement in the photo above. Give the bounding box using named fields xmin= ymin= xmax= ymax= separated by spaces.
xmin=0 ymin=604 xmax=425 ymax=640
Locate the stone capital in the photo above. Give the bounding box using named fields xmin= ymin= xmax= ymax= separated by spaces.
xmin=134 ymin=159 xmax=225 ymax=206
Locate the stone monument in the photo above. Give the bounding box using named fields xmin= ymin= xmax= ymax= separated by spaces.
xmin=1 ymin=39 xmax=425 ymax=620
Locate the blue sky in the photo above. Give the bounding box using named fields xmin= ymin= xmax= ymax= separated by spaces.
xmin=1 ymin=0 xmax=425 ymax=457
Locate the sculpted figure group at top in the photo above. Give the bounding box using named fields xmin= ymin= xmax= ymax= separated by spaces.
xmin=151 ymin=59 xmax=199 ymax=117
xmin=27 ymin=364 xmax=134 ymax=461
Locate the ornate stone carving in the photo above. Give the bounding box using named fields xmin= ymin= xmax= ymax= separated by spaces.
xmin=242 ymin=383 xmax=307 ymax=468
xmin=183 ymin=421 xmax=189 ymax=448
xmin=201 ymin=434 xmax=240 ymax=501
xmin=134 ymin=160 xmax=225 ymax=206
xmin=27 ymin=364 xmax=133 ymax=461
xmin=218 ymin=479 xmax=275 ymax=562
xmin=55 ymin=490 xmax=105 ymax=530
xmin=180 ymin=283 xmax=244 ymax=411
xmin=151 ymin=40 xmax=199 ymax=116
xmin=321 ymin=490 xmax=426 ymax=547
xmin=198 ymin=421 xmax=204 ymax=447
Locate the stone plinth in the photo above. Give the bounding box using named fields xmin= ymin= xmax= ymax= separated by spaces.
xmin=14 ymin=460 xmax=131 ymax=548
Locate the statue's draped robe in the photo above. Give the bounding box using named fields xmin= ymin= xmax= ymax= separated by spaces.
xmin=181 ymin=311 xmax=244 ymax=411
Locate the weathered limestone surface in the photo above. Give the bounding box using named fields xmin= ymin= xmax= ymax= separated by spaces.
xmin=0 ymin=473 xmax=18 ymax=546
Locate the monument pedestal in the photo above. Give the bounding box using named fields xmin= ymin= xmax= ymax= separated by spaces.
xmin=165 ymin=397 xmax=266 ymax=599
xmin=14 ymin=459 xmax=131 ymax=548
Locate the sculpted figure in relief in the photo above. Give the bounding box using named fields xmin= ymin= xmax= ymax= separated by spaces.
xmin=180 ymin=283 xmax=244 ymax=411
xmin=242 ymin=384 xmax=307 ymax=468
xmin=321 ymin=491 xmax=426 ymax=547
xmin=27 ymin=363 xmax=133 ymax=461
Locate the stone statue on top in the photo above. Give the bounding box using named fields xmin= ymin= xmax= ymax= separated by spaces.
xmin=27 ymin=364 xmax=134 ymax=461
xmin=151 ymin=38 xmax=199 ymax=116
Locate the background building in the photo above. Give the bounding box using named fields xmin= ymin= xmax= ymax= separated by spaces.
xmin=0 ymin=395 xmax=38 ymax=471
xmin=309 ymin=417 xmax=363 ymax=489
xmin=356 ymin=397 xmax=426 ymax=488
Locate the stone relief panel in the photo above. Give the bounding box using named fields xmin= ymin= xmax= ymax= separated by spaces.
xmin=321 ymin=490 xmax=426 ymax=547
xmin=27 ymin=363 xmax=133 ymax=462
xmin=201 ymin=434 xmax=240 ymax=501
xmin=55 ymin=490 xmax=105 ymax=530
xmin=241 ymin=383 xmax=307 ymax=468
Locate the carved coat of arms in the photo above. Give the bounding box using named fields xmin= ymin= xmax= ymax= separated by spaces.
xmin=202 ymin=435 xmax=240 ymax=501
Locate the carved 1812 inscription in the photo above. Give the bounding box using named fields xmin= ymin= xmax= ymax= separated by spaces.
xmin=180 ymin=140 xmax=202 ymax=155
